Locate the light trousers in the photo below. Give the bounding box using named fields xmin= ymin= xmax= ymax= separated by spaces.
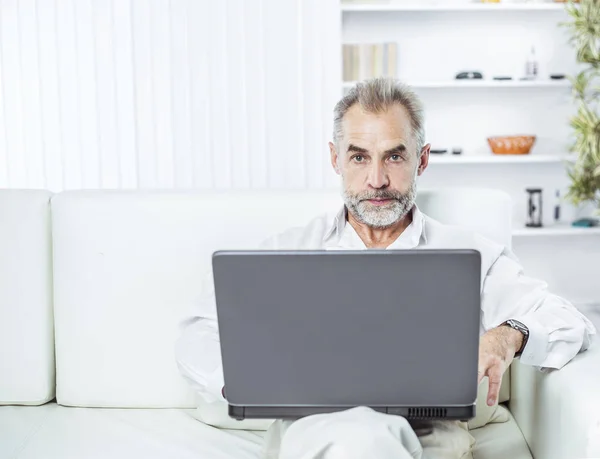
xmin=262 ymin=407 xmax=475 ymax=459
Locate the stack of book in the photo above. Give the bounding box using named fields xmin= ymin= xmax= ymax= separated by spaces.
xmin=342 ymin=43 xmax=398 ymax=82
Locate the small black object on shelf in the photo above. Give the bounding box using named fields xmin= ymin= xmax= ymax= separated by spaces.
xmin=493 ymin=76 xmax=513 ymax=81
xmin=430 ymin=149 xmax=448 ymax=154
xmin=526 ymin=188 xmax=543 ymax=228
xmin=456 ymin=71 xmax=483 ymax=80
xmin=452 ymin=148 xmax=462 ymax=155
xmin=550 ymin=74 xmax=566 ymax=80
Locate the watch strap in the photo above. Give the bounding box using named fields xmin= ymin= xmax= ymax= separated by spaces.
xmin=502 ymin=319 xmax=529 ymax=357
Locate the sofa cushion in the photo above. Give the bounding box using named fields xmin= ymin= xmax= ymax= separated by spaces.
xmin=0 ymin=190 xmax=54 ymax=405
xmin=0 ymin=403 xmax=531 ymax=459
xmin=471 ymin=408 xmax=532 ymax=459
xmin=0 ymin=403 xmax=263 ymax=459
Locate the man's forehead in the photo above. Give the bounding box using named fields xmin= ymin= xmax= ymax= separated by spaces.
xmin=343 ymin=104 xmax=411 ymax=132
xmin=341 ymin=104 xmax=414 ymax=150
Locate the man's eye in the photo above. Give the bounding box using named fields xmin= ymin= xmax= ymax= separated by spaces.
xmin=353 ymin=155 xmax=364 ymax=162
xmin=390 ymin=154 xmax=402 ymax=161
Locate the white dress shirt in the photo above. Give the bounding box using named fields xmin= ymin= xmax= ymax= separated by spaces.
xmin=175 ymin=205 xmax=596 ymax=407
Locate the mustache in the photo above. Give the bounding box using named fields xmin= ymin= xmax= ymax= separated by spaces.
xmin=356 ymin=191 xmax=404 ymax=201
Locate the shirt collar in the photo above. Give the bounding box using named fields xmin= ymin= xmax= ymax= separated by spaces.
xmin=323 ymin=204 xmax=427 ymax=249
xmin=323 ymin=206 xmax=347 ymax=242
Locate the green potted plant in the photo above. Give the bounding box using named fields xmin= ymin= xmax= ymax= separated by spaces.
xmin=562 ymin=0 xmax=600 ymax=213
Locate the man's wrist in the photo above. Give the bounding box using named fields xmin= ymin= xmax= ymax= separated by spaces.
xmin=501 ymin=326 xmax=524 ymax=355
xmin=499 ymin=319 xmax=529 ymax=356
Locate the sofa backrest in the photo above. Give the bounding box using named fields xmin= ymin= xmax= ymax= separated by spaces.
xmin=51 ymin=191 xmax=343 ymax=408
xmin=0 ymin=190 xmax=55 ymax=405
xmin=417 ymin=187 xmax=512 ymax=249
xmin=51 ymin=189 xmax=512 ymax=408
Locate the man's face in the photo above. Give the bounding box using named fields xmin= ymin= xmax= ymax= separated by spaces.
xmin=329 ymin=103 xmax=429 ymax=228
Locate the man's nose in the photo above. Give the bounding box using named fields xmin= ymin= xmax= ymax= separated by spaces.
xmin=367 ymin=163 xmax=389 ymax=189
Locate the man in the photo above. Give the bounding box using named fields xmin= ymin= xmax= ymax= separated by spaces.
xmin=176 ymin=77 xmax=595 ymax=458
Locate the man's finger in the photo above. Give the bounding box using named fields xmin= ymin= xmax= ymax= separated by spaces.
xmin=477 ymin=356 xmax=490 ymax=385
xmin=486 ymin=365 xmax=504 ymax=406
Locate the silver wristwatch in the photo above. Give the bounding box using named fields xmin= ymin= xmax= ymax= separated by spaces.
xmin=502 ymin=319 xmax=529 ymax=357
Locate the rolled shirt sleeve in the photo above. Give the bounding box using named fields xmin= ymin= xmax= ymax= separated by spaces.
xmin=481 ymin=249 xmax=596 ymax=369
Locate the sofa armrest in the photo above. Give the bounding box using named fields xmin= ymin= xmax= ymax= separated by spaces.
xmin=509 ymin=344 xmax=600 ymax=459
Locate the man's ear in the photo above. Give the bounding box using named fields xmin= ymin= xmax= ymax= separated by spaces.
xmin=329 ymin=142 xmax=341 ymax=175
xmin=417 ymin=143 xmax=431 ymax=176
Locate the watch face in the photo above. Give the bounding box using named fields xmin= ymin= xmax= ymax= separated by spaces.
xmin=506 ymin=320 xmax=529 ymax=356
xmin=511 ymin=320 xmax=528 ymax=335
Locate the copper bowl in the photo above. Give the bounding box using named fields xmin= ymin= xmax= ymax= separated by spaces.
xmin=487 ymin=135 xmax=536 ymax=155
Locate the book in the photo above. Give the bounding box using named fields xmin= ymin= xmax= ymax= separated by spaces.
xmin=342 ymin=42 xmax=398 ymax=82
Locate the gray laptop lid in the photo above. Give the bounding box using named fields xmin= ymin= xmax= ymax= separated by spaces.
xmin=213 ymin=250 xmax=481 ymax=420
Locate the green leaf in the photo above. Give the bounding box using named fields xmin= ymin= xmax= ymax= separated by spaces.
xmin=563 ymin=0 xmax=600 ymax=211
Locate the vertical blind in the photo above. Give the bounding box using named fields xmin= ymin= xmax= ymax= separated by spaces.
xmin=0 ymin=0 xmax=341 ymax=191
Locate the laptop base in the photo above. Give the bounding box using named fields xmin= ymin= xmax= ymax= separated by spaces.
xmin=229 ymin=404 xmax=475 ymax=422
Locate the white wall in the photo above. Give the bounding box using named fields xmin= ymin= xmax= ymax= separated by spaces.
xmin=0 ymin=0 xmax=341 ymax=191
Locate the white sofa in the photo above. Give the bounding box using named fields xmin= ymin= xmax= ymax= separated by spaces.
xmin=0 ymin=189 xmax=598 ymax=459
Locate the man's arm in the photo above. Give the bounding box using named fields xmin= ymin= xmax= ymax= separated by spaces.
xmin=478 ymin=248 xmax=596 ymax=405
xmin=175 ymin=236 xmax=282 ymax=403
xmin=175 ymin=269 xmax=225 ymax=403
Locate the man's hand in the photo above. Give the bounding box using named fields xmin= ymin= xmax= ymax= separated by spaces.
xmin=478 ymin=326 xmax=524 ymax=406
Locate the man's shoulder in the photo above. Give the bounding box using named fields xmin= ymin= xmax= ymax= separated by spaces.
xmin=259 ymin=211 xmax=336 ymax=250
xmin=422 ymin=214 xmax=508 ymax=289
xmin=422 ymin=214 xmax=506 ymax=260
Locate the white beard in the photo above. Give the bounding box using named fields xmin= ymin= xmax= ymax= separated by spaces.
xmin=342 ymin=179 xmax=417 ymax=229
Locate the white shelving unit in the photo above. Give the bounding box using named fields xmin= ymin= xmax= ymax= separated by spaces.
xmin=342 ymin=80 xmax=570 ymax=89
xmin=429 ymin=154 xmax=571 ymax=164
xmin=512 ymin=225 xmax=600 ymax=237
xmin=342 ymin=2 xmax=586 ymax=235
xmin=342 ymin=3 xmax=569 ymax=12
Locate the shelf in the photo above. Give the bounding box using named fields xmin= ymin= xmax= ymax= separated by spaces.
xmin=512 ymin=225 xmax=600 ymax=237
xmin=429 ymin=155 xmax=570 ymax=164
xmin=342 ymin=80 xmax=570 ymax=89
xmin=341 ymin=3 xmax=569 ymax=12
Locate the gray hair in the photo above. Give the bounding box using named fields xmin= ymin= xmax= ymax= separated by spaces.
xmin=333 ymin=77 xmax=426 ymax=155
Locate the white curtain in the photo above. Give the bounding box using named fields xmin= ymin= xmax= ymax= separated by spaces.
xmin=0 ymin=0 xmax=341 ymax=191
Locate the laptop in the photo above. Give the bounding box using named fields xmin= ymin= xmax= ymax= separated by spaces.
xmin=212 ymin=249 xmax=481 ymax=422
